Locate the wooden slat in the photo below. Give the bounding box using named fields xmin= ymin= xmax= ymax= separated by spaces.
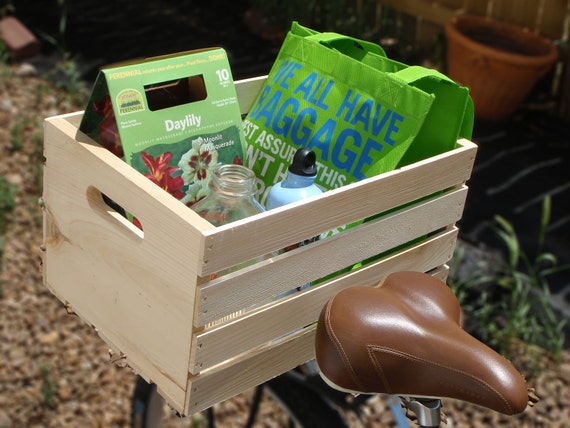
xmin=484 ymin=0 xmax=566 ymax=37
xmin=54 ymin=110 xmax=83 ymax=127
xmin=192 ymin=227 xmax=459 ymax=372
xmin=186 ymin=327 xmax=316 ymax=415
xmin=538 ymin=0 xmax=568 ymax=38
xmin=380 ymin=0 xmax=566 ymax=39
xmin=380 ymin=0 xmax=461 ymax=26
xmin=460 ymin=0 xmax=492 ymax=17
xmin=199 ymin=139 xmax=476 ymax=275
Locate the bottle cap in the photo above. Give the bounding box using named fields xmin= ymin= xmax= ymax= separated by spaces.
xmin=289 ymin=148 xmax=317 ymax=176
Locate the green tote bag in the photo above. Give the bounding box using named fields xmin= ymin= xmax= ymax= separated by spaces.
xmin=243 ymin=22 xmax=473 ymax=204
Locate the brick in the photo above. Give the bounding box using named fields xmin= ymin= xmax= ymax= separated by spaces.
xmin=0 ymin=16 xmax=40 ymax=59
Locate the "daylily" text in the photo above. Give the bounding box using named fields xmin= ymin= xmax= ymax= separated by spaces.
xmin=165 ymin=114 xmax=202 ymax=132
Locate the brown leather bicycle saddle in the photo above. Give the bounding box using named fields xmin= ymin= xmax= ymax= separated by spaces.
xmin=315 ymin=271 xmax=529 ymax=415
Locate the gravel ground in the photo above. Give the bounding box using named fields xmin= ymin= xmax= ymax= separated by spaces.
xmin=0 ymin=63 xmax=569 ymax=427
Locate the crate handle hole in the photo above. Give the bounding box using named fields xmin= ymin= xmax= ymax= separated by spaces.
xmin=86 ymin=186 xmax=144 ymax=239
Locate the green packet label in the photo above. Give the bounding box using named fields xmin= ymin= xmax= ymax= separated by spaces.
xmin=128 ymin=126 xmax=243 ymax=205
xmin=80 ymin=48 xmax=246 ymax=207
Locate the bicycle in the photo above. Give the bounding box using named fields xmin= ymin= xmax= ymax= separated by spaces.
xmin=131 ymin=271 xmax=533 ymax=427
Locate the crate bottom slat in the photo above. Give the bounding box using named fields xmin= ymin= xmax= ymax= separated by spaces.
xmin=185 ymin=326 xmax=316 ymax=416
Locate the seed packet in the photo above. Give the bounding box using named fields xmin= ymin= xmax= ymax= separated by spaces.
xmin=80 ymin=48 xmax=246 ymax=210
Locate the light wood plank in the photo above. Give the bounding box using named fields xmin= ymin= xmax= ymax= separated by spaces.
xmin=235 ymin=75 xmax=267 ymax=114
xmin=380 ymin=0 xmax=460 ymax=26
xmin=186 ymin=328 xmax=316 ymax=415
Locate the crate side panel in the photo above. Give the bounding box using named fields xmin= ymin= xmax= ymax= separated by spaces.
xmin=235 ymin=76 xmax=267 ymax=114
xmin=199 ymin=140 xmax=476 ymax=274
xmin=197 ymin=186 xmax=468 ymax=325
xmin=58 ymin=110 xmax=83 ymax=127
xmin=193 ymin=228 xmax=458 ymax=372
xmin=42 ymin=117 xmax=208 ymax=407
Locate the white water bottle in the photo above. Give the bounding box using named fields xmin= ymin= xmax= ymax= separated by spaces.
xmin=266 ymin=148 xmax=323 ymax=297
xmin=266 ymin=148 xmax=322 ymax=209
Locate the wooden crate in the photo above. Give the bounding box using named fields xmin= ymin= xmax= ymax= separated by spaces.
xmin=41 ymin=75 xmax=477 ymax=416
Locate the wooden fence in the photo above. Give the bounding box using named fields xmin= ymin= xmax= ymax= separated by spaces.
xmin=379 ymin=0 xmax=568 ymax=39
xmin=374 ymin=0 xmax=569 ymax=118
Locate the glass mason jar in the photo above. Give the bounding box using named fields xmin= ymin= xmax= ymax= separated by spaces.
xmin=192 ymin=164 xmax=266 ymax=283
xmin=191 ymin=164 xmax=265 ymax=226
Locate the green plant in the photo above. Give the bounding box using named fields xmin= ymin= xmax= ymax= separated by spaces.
xmin=0 ymin=176 xmax=16 ymax=299
xmin=249 ymin=0 xmax=384 ymax=38
xmin=190 ymin=414 xmax=208 ymax=428
xmin=36 ymin=0 xmax=69 ymax=57
xmin=0 ymin=176 xmax=16 ymax=234
xmin=32 ymin=0 xmax=88 ymax=102
xmin=0 ymin=38 xmax=11 ymax=63
xmin=0 ymin=235 xmax=5 ymax=298
xmin=0 ymin=1 xmax=14 ymax=17
xmin=39 ymin=363 xmax=58 ymax=409
xmin=45 ymin=58 xmax=89 ymax=105
xmin=449 ymin=196 xmax=568 ymax=360
xmin=9 ymin=115 xmax=33 ymax=153
xmin=0 ymin=57 xmax=12 ymax=82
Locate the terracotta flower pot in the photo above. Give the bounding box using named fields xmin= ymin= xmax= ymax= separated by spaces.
xmin=445 ymin=14 xmax=559 ymax=122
